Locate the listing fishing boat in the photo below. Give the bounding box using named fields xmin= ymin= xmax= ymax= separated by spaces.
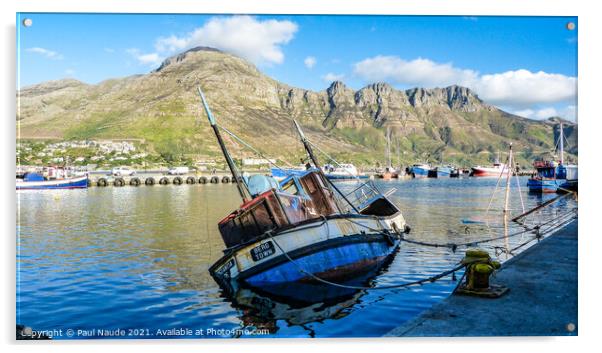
xmin=16 ymin=171 xmax=88 ymax=190
xmin=408 ymin=163 xmax=432 ymax=178
xmin=197 ymin=87 xmax=409 ymax=291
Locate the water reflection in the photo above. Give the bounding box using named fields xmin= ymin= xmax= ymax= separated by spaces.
xmin=16 ymin=177 xmax=577 ymax=338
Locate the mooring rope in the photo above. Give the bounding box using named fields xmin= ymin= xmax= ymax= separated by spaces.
xmin=264 ymin=206 xmax=576 ymax=291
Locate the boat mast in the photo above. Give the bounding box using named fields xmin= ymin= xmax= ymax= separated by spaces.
xmin=197 ymin=87 xmax=251 ymax=202
xmin=385 ymin=127 xmax=392 ymax=168
xmin=503 ymin=143 xmax=513 ymax=214
xmin=559 ymin=122 xmax=564 ymax=165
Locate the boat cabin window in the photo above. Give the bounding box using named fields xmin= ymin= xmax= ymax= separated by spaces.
xmin=281 ymin=179 xmax=300 ymax=196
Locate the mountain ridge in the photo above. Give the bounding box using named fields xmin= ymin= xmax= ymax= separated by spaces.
xmin=16 ymin=46 xmax=577 ymax=166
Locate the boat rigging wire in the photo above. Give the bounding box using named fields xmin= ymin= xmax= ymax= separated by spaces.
xmin=217 ymin=123 xmax=295 ymax=171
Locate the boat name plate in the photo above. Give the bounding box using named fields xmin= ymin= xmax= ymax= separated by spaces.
xmin=251 ymin=241 xmax=275 ymax=262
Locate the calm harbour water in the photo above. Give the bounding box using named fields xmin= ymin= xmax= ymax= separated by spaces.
xmin=16 ymin=177 xmax=576 ymax=339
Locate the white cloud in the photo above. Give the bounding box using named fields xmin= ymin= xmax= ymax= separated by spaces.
xmin=26 ymin=47 xmax=63 ymax=60
xmin=512 ymin=105 xmax=577 ymax=121
xmin=65 ymin=69 xmax=76 ymax=76
xmin=304 ymin=56 xmax=316 ymax=69
xmin=353 ymin=55 xmax=577 ymax=108
xmin=473 ymin=70 xmax=577 ymax=107
xmin=353 ymin=56 xmax=478 ymax=88
xmin=153 ymin=15 xmax=298 ymax=65
xmin=126 ymin=48 xmax=163 ymax=66
xmin=322 ymin=72 xmax=345 ymax=83
xmin=104 ymin=48 xmax=115 ymax=53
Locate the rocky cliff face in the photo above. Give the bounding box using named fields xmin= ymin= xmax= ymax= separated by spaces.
xmin=16 ymin=47 xmax=576 ymax=165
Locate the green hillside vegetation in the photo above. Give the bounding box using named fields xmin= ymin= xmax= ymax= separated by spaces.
xmin=17 ymin=47 xmax=577 ymax=169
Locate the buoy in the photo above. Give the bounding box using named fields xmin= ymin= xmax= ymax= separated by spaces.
xmin=114 ymin=177 xmax=125 ymax=187
xmin=210 ymin=176 xmax=219 ymax=184
xmin=221 ymin=176 xmax=231 ymax=184
xmin=130 ymin=177 xmax=141 ymax=186
xmin=145 ymin=177 xmax=155 ymax=186
xmin=173 ymin=176 xmax=183 ymax=185
xmin=199 ymin=176 xmax=208 ymax=184
xmin=456 ymin=248 xmax=507 ymax=298
xmin=97 ymin=178 xmax=108 ymax=187
xmin=186 ymin=176 xmax=196 ymax=184
xmin=159 ymin=177 xmax=170 ymax=185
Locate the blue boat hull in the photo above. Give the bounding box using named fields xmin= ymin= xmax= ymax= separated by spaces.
xmin=527 ymin=178 xmax=566 ymax=193
xmin=410 ymin=167 xmax=430 ymax=178
xmin=243 ymin=235 xmax=400 ymax=286
xmin=325 ymin=174 xmax=369 ymax=180
xmin=16 ymin=176 xmax=88 ymax=190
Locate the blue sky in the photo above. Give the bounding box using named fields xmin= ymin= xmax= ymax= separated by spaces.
xmin=17 ymin=13 xmax=578 ymax=121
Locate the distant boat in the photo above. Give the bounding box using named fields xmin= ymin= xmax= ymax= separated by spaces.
xmin=376 ymin=127 xmax=399 ymax=180
xmin=408 ymin=163 xmax=432 ymax=178
xmin=271 ymin=166 xmax=307 ymax=181
xmin=430 ymin=165 xmax=456 ymax=178
xmin=272 ymin=163 xmax=368 ymax=181
xmin=470 ymin=162 xmax=510 ymax=177
xmin=16 ymin=172 xmax=88 ymax=190
xmin=322 ymin=163 xmax=369 ymax=180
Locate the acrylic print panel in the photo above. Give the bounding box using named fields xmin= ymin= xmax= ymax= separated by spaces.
xmin=16 ymin=13 xmax=578 ymax=340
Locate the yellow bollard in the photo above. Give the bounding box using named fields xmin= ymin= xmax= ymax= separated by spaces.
xmin=456 ymin=248 xmax=508 ymax=298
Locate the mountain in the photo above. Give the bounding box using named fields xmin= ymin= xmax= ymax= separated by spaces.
xmin=16 ymin=47 xmax=577 ymax=166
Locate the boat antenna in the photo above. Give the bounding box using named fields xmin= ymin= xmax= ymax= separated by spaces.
xmin=197 ymin=86 xmax=251 ymax=202
xmin=292 ymin=119 xmax=360 ymax=213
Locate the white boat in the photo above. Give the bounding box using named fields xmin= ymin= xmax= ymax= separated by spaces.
xmin=322 ymin=163 xmax=369 ymax=180
xmin=471 ymin=162 xmax=510 ymax=177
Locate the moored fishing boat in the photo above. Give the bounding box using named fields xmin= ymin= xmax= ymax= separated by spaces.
xmin=470 ymin=162 xmax=509 ymax=177
xmin=270 ymin=166 xmax=307 ymax=181
xmin=527 ymin=161 xmax=566 ymax=193
xmin=16 ymin=172 xmax=88 ymax=190
xmin=321 ymin=163 xmax=369 ymax=180
xmin=430 ymin=165 xmax=456 ymax=178
xmin=408 ymin=163 xmax=431 ymax=178
xmin=527 ymin=123 xmax=577 ymax=193
xmin=197 ymin=87 xmax=409 ymax=290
